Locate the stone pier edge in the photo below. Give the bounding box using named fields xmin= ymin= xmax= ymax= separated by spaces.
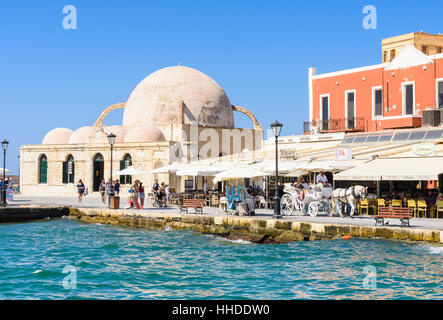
xmin=69 ymin=208 xmax=443 ymax=245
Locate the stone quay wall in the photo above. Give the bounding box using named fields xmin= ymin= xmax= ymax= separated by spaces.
xmin=0 ymin=206 xmax=69 ymax=223
xmin=69 ymin=208 xmax=443 ymax=244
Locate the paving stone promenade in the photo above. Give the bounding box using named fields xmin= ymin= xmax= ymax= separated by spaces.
xmin=9 ymin=194 xmax=443 ymax=231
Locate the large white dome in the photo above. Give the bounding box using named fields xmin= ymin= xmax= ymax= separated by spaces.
xmin=68 ymin=126 xmax=96 ymax=144
xmin=122 ymin=66 xmax=234 ymax=128
xmin=42 ymin=128 xmax=73 ymax=144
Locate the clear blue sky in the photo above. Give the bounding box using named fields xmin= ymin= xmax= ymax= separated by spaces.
xmin=1 ymin=0 xmax=442 ymax=174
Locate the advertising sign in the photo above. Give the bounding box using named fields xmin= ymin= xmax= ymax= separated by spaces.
xmin=335 ymin=147 xmax=352 ymax=160
xmin=184 ymin=179 xmax=194 ymax=191
xmin=412 ymin=143 xmax=435 ymax=157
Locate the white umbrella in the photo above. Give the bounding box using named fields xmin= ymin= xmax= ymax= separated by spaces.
xmin=256 ymin=161 xmax=302 ymax=175
xmin=211 ymin=161 xmax=237 ymax=170
xmin=0 ymin=168 xmax=10 ymax=174
xmin=149 ymin=162 xmax=187 ymax=174
xmin=113 ymin=166 xmax=150 ymax=176
xmin=213 ymin=167 xmax=267 ymax=183
xmin=175 ymin=165 xmax=218 ymax=176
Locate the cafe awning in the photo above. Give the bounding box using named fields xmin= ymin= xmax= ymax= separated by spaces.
xmin=149 ymin=162 xmax=187 ymax=174
xmin=334 ymin=157 xmax=443 ymax=181
xmin=113 ymin=166 xmax=150 ymax=176
xmin=175 ymin=165 xmax=219 ymax=176
xmin=213 ymin=167 xmax=267 ymax=183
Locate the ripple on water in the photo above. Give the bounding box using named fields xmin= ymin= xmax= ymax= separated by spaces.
xmin=0 ymin=219 xmax=441 ymax=299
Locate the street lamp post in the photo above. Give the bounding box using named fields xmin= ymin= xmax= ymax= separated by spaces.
xmin=2 ymin=140 xmax=9 ymax=206
xmin=271 ymin=121 xmax=283 ymax=219
xmin=107 ymin=133 xmax=116 ymax=208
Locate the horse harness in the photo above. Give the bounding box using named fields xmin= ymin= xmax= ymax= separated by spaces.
xmin=335 ymin=186 xmax=359 ymax=201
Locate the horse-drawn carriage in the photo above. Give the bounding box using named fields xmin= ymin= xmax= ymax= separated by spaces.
xmin=303 ymin=184 xmax=333 ymax=217
xmin=280 ymin=183 xmax=332 ymax=217
xmin=280 ymin=183 xmax=368 ymax=217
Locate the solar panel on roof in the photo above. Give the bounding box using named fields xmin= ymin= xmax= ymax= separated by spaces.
xmin=342 ymin=136 xmax=355 ymax=144
xmin=366 ymin=134 xmax=381 ymax=142
xmin=408 ymin=131 xmax=426 ymax=140
xmin=378 ymin=134 xmax=393 ymax=142
xmin=393 ymin=131 xmax=410 ymax=141
xmin=353 ymin=135 xmax=368 ymax=143
xmin=424 ymin=130 xmax=443 ymax=140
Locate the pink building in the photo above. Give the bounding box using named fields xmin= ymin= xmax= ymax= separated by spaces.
xmin=307 ymin=45 xmax=443 ymax=133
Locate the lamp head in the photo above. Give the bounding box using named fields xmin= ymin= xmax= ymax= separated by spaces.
xmin=107 ymin=133 xmax=116 ymax=146
xmin=1 ymin=140 xmax=9 ymax=151
xmin=270 ymin=121 xmax=283 ymax=138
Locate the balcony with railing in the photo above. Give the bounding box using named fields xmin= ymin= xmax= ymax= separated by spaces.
xmin=304 ymin=117 xmax=366 ymax=134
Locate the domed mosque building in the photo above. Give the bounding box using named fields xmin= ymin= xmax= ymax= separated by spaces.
xmin=20 ymin=65 xmax=263 ymax=195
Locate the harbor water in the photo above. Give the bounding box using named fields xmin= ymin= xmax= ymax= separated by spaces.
xmin=0 ymin=218 xmax=441 ymax=299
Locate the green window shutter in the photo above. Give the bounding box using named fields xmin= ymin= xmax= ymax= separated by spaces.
xmin=71 ymin=162 xmax=75 ymax=184
xmin=40 ymin=158 xmax=47 ymax=184
xmin=62 ymin=162 xmax=68 ymax=184
xmin=120 ymin=160 xmax=125 ymax=184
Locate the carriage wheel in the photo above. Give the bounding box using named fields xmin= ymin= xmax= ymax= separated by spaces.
xmin=280 ymin=194 xmax=294 ymax=216
xmin=308 ymin=202 xmax=319 ymax=217
xmin=324 ymin=202 xmax=331 ymax=215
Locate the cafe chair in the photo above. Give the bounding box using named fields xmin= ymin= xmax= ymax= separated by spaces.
xmin=416 ymin=200 xmax=427 ymax=218
xmin=218 ymin=196 xmax=227 ymax=214
xmin=391 ymin=199 xmax=402 ymax=207
xmin=372 ymin=198 xmax=385 ymax=215
xmin=357 ymin=199 xmax=369 ymax=215
xmin=436 ymin=201 xmax=443 ymax=219
xmin=407 ymin=199 xmax=417 ymax=217
xmin=256 ymin=196 xmax=267 ymax=209
xmin=211 ymin=195 xmax=219 ymax=208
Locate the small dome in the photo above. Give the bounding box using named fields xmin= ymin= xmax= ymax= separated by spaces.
xmin=103 ymin=126 xmax=128 ymax=143
xmin=123 ymin=66 xmax=234 ymax=128
xmin=68 ymin=126 xmax=96 ymax=144
xmin=124 ymin=126 xmax=166 ymax=143
xmin=42 ymin=128 xmax=73 ymax=144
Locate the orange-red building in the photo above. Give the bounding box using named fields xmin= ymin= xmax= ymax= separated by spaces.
xmin=308 ymin=34 xmax=443 ymax=133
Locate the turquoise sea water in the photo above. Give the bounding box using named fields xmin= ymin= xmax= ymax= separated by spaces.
xmin=0 ymin=218 xmax=441 ymax=300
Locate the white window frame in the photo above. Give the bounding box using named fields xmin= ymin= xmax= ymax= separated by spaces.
xmin=402 ymin=81 xmax=415 ymax=115
xmin=345 ymin=89 xmax=356 ymax=129
xmin=319 ymin=94 xmax=330 ymax=130
xmin=436 ymin=78 xmax=443 ymax=109
xmin=372 ymin=86 xmax=383 ymax=119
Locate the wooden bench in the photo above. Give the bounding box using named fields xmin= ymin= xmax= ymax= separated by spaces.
xmin=180 ymin=198 xmax=206 ymax=214
xmin=375 ymin=207 xmax=413 ymax=227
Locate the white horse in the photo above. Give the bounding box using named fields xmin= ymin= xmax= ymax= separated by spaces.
xmin=331 ymin=185 xmax=368 ymax=218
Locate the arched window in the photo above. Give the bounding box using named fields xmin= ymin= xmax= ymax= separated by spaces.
xmin=93 ymin=153 xmax=105 ymax=192
xmin=120 ymin=154 xmax=132 ymax=185
xmin=63 ymin=155 xmax=75 ymax=184
xmin=39 ymin=154 xmax=47 ymax=184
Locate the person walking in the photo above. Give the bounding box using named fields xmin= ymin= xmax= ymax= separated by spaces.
xmin=114 ymin=179 xmax=120 ymax=197
xmin=76 ymin=179 xmax=85 ymax=203
xmin=203 ymin=180 xmax=208 ymax=194
xmin=99 ymin=179 xmax=106 ymax=203
xmin=105 ymin=179 xmax=114 ymax=205
xmin=132 ymin=180 xmax=141 ymax=209
xmin=152 ymin=179 xmax=160 ymax=206
xmin=165 ymin=184 xmax=171 ymax=206
xmin=139 ymin=182 xmax=145 ymax=209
